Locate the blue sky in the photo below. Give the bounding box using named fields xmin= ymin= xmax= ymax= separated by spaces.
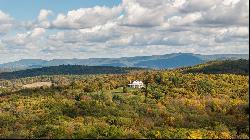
xmin=0 ymin=0 xmax=121 ymax=20
xmin=0 ymin=0 xmax=249 ymax=63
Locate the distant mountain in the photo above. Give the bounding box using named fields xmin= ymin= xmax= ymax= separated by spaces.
xmin=134 ymin=54 xmax=203 ymax=69
xmin=0 ymin=59 xmax=46 ymax=68
xmin=0 ymin=53 xmax=248 ymax=72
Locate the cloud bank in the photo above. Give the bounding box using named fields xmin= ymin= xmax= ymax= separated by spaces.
xmin=0 ymin=0 xmax=249 ymax=63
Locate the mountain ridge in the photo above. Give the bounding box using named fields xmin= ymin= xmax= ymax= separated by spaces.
xmin=0 ymin=53 xmax=248 ymax=72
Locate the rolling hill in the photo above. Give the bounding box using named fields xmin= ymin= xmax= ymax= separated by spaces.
xmin=0 ymin=58 xmax=248 ymax=139
xmin=182 ymin=59 xmax=249 ymax=75
xmin=0 ymin=65 xmax=145 ymax=80
xmin=0 ymin=59 xmax=248 ymax=80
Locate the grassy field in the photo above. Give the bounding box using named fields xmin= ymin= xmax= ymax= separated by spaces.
xmin=22 ymin=82 xmax=52 ymax=89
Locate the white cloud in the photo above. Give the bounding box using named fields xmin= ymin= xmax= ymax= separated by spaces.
xmin=0 ymin=0 xmax=249 ymax=63
xmin=226 ymin=27 xmax=249 ymax=38
xmin=215 ymin=26 xmax=249 ymax=43
xmin=120 ymin=1 xmax=164 ymax=27
xmin=120 ymin=0 xmax=182 ymax=27
xmin=198 ymin=0 xmax=249 ymax=26
xmin=0 ymin=10 xmax=13 ymax=34
xmin=38 ymin=9 xmax=53 ymax=22
xmin=52 ymin=6 xmax=122 ymax=29
xmin=168 ymin=12 xmax=202 ymax=26
xmin=180 ymin=0 xmax=219 ymax=12
xmin=2 ymin=28 xmax=46 ymax=48
xmin=0 ymin=10 xmax=12 ymax=23
xmin=30 ymin=28 xmax=46 ymax=38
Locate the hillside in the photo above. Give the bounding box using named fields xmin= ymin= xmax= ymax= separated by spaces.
xmin=0 ymin=65 xmax=145 ymax=80
xmin=1 ymin=59 xmax=248 ymax=80
xmin=0 ymin=53 xmax=248 ymax=72
xmin=182 ymin=59 xmax=249 ymax=75
xmin=0 ymin=63 xmax=248 ymax=139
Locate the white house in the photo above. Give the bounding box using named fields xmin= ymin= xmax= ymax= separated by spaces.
xmin=128 ymin=80 xmax=144 ymax=88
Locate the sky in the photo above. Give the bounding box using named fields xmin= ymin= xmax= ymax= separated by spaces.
xmin=0 ymin=0 xmax=249 ymax=63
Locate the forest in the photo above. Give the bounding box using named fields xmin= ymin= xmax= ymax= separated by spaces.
xmin=0 ymin=60 xmax=249 ymax=139
xmin=182 ymin=59 xmax=249 ymax=75
xmin=0 ymin=65 xmax=145 ymax=80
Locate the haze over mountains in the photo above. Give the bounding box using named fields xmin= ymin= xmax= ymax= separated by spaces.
xmin=0 ymin=53 xmax=248 ymax=72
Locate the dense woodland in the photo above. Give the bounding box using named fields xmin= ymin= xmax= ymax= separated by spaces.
xmin=183 ymin=59 xmax=249 ymax=75
xmin=0 ymin=65 xmax=145 ymax=80
xmin=0 ymin=60 xmax=249 ymax=139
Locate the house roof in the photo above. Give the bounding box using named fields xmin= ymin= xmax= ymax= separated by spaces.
xmin=129 ymin=80 xmax=143 ymax=85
